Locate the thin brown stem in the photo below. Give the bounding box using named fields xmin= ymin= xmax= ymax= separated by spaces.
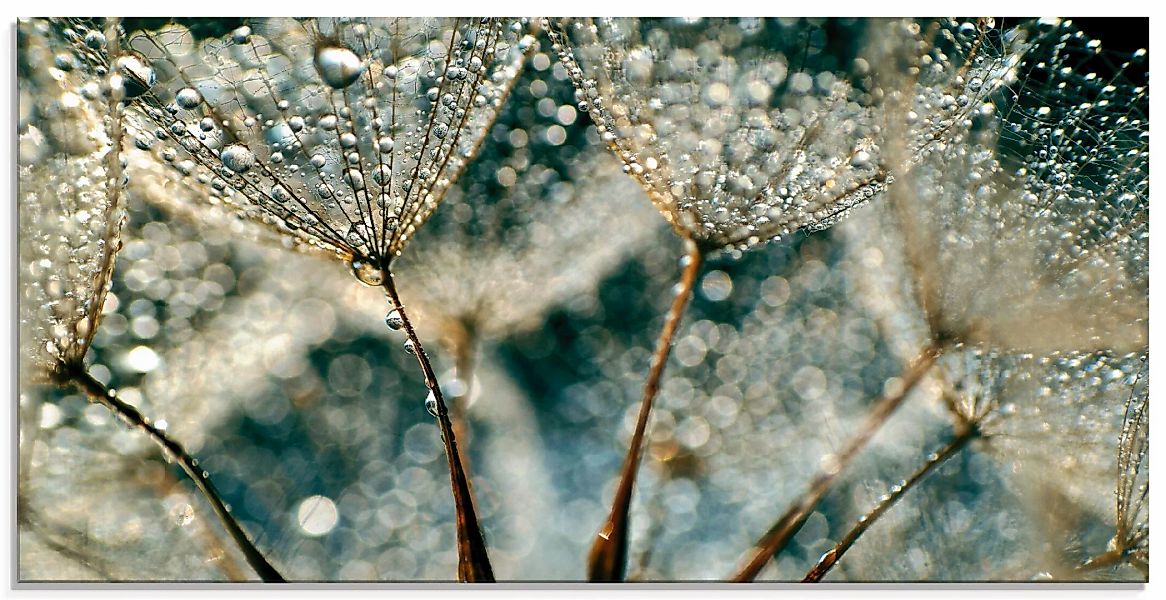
xmin=729 ymin=342 xmax=943 ymax=582
xmin=153 ymin=462 xmax=250 ymax=581
xmin=1075 ymin=550 xmax=1127 ymax=574
xmin=587 ymin=237 xmax=703 ymax=582
xmin=58 ymin=364 xmax=285 ymax=582
xmin=802 ymin=424 xmax=977 ymax=582
xmin=382 ymin=275 xmax=494 ymax=582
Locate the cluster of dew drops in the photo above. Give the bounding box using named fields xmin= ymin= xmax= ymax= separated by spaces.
xmin=382 ymin=306 xmax=439 ymax=418
xmin=71 ymin=18 xmax=457 ymax=421
xmin=345 ymin=257 xmax=436 ymax=418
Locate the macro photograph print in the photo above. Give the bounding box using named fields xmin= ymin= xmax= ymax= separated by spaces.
xmin=14 ymin=16 xmax=1149 ymax=584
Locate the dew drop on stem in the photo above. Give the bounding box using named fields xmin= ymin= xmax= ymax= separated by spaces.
xmin=385 ymin=309 xmax=404 ymax=331
xmin=425 ymin=390 xmax=439 ymax=418
xmin=314 ymin=44 xmax=365 ymax=90
xmin=175 ymin=87 xmax=202 ymax=109
xmin=350 ymin=259 xmax=385 ymax=286
xmin=220 ymin=144 xmax=255 ymax=173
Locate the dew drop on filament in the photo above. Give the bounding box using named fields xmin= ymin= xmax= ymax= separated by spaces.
xmin=175 ymin=87 xmax=202 ymax=109
xmin=314 ymin=44 xmax=365 ymax=89
xmin=220 ymin=144 xmax=256 ymax=173
xmin=350 ymin=258 xmax=386 ymax=286
xmin=115 ymin=55 xmax=156 ymax=98
xmin=425 ymin=390 xmax=439 ymax=418
xmin=385 ymin=309 xmax=404 ymax=331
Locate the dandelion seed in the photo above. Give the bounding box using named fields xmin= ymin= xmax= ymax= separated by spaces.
xmin=121 ymin=18 xmax=534 ymax=273
xmin=549 ymin=18 xmax=885 ymax=253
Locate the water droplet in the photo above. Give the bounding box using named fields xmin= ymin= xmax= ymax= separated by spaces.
xmin=271 ymin=184 xmax=293 ymax=203
xmin=350 ymin=258 xmax=385 ymax=286
xmin=84 ymin=30 xmax=106 ymax=49
xmin=377 ymin=136 xmax=394 ymax=153
xmin=54 ymin=53 xmax=76 ymax=71
xmin=314 ymin=44 xmax=364 ymax=89
xmin=346 ymin=226 xmax=364 ymax=247
xmin=425 ymin=390 xmax=439 ymax=417
xmin=115 ymin=54 xmax=156 ymax=98
xmin=372 ymin=165 xmax=391 ymax=186
xmin=232 ymin=26 xmax=252 ymax=45
xmin=343 ymin=168 xmax=365 ymax=190
xmin=220 ymin=144 xmax=255 ymax=173
xmin=404 ymin=339 xmax=417 ymax=355
xmin=175 ymin=87 xmax=202 ymax=109
xmin=384 ymin=309 xmax=404 ymax=331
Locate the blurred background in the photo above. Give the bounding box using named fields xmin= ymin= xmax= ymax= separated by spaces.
xmin=16 ymin=17 xmax=1148 ymax=582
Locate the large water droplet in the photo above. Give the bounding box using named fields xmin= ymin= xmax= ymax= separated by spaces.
xmin=220 ymin=144 xmax=255 ymax=173
xmin=404 ymin=339 xmax=417 ymax=355
xmin=271 ymin=184 xmax=293 ymax=203
xmin=115 ymin=54 xmax=156 ymax=98
xmin=175 ymin=87 xmax=202 ymax=109
xmin=385 ymin=309 xmax=403 ymax=331
xmin=54 ymin=53 xmax=76 ymax=71
xmin=346 ymin=226 xmax=364 ymax=247
xmin=232 ymin=26 xmax=252 ymax=45
xmin=425 ymin=390 xmax=439 ymax=418
xmin=372 ymin=164 xmax=391 ymax=186
xmin=84 ymin=30 xmax=106 ymax=49
xmin=344 ymin=168 xmax=365 ymax=190
xmin=314 ymin=44 xmax=364 ymax=89
xmin=350 ymin=258 xmax=385 ymax=286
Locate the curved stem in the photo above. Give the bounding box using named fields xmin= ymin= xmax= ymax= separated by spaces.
xmin=803 ymin=425 xmax=977 ymax=582
xmin=58 ymin=365 xmax=285 ymax=582
xmin=382 ymin=275 xmax=494 ymax=582
xmin=154 ymin=462 xmax=250 ymax=581
xmin=729 ymin=342 xmax=943 ymax=582
xmin=587 ymin=237 xmax=703 ymax=582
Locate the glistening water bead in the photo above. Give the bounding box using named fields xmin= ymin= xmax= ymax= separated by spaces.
xmin=350 ymin=259 xmax=385 ymax=286
xmin=385 ymin=309 xmax=404 ymax=331
xmin=115 ymin=55 xmax=156 ymax=98
xmin=425 ymin=390 xmax=439 ymax=418
xmin=220 ymin=144 xmax=256 ymax=173
xmin=314 ymin=44 xmax=365 ymax=90
xmin=404 ymin=339 xmax=417 ymax=355
xmin=175 ymin=87 xmax=202 ymax=109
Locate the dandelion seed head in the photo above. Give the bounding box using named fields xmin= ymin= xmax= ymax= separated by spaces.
xmin=550 ymin=18 xmax=885 ymax=252
xmin=118 ymin=17 xmax=535 ymax=276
